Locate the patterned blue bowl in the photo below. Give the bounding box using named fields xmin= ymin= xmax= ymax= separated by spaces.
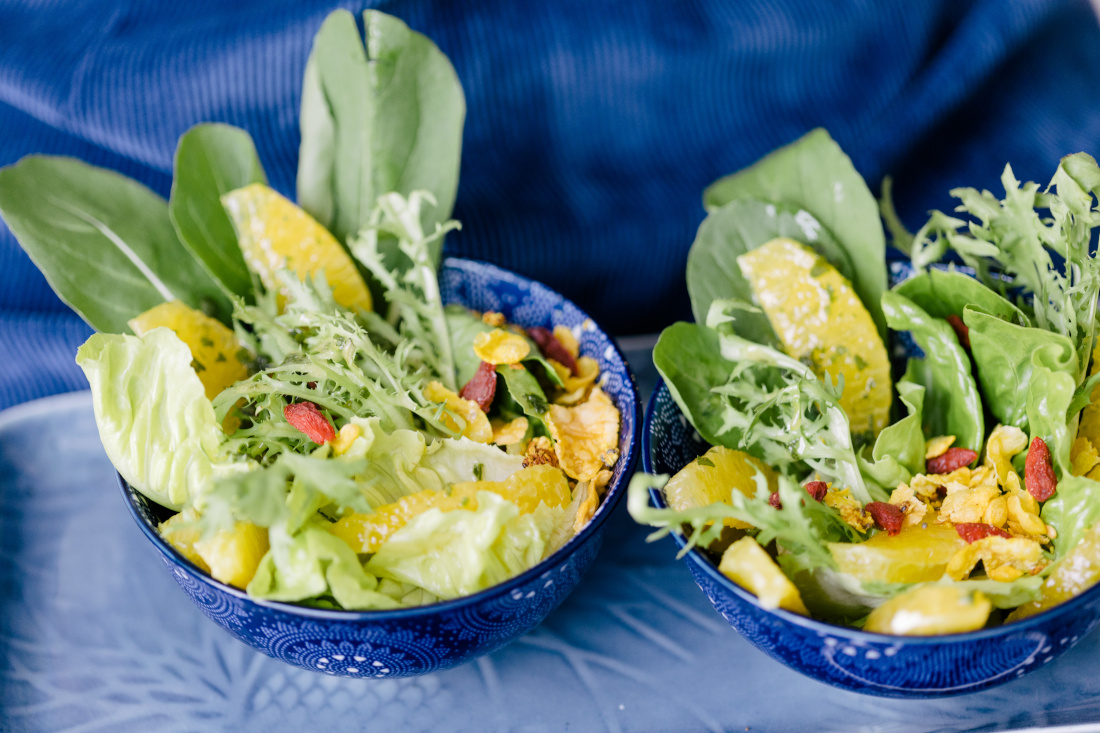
xmin=119 ymin=257 xmax=641 ymax=679
xmin=644 ymin=379 xmax=1100 ymax=698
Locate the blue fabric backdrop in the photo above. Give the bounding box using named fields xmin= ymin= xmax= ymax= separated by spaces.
xmin=1 ymin=0 xmax=1099 ymax=410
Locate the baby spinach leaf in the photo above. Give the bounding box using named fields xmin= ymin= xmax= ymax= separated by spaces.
xmin=495 ymin=364 xmax=549 ymax=422
xmin=0 ymin=156 xmax=231 ymax=332
xmin=703 ymin=128 xmax=887 ymax=338
xmin=858 ymin=374 xmax=926 ymax=488
xmin=685 ymin=198 xmax=856 ymax=340
xmin=893 ymin=269 xmax=1029 ymax=327
xmin=965 ymin=307 xmax=1075 ymax=430
xmin=882 ymin=291 xmax=983 ymax=451
xmin=652 ymin=322 xmax=740 ymax=448
xmin=169 ymin=123 xmax=267 ymax=302
xmin=297 ymin=9 xmax=465 ymax=265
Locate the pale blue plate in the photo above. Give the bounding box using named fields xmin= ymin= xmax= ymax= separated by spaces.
xmin=6 ymin=388 xmax=1100 ymax=731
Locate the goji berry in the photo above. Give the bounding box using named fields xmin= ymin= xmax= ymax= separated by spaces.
xmin=1025 ymin=436 xmax=1057 ymax=502
xmin=955 ymin=522 xmax=1011 ymax=543
xmin=527 ymin=326 xmax=578 ymax=375
xmin=284 ymin=401 xmax=336 ymax=445
xmin=865 ymin=501 xmax=904 ymax=536
xmin=927 ymin=447 xmax=978 ymax=474
xmin=804 ymin=481 xmax=828 ymax=502
xmin=460 ymin=360 xmax=498 ymax=412
xmin=946 ymin=314 xmax=970 ymax=349
xmin=768 ymin=491 xmax=782 ymax=509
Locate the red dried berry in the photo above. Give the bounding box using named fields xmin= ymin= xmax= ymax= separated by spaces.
xmin=946 ymin=314 xmax=970 ymax=349
xmin=926 ymin=447 xmax=978 ymax=475
xmin=1025 ymin=436 xmax=1057 ymax=502
xmin=955 ymin=523 xmax=1011 ymax=543
xmin=865 ymin=501 xmax=904 ymax=536
xmin=768 ymin=491 xmax=782 ymax=509
xmin=804 ymin=481 xmax=828 ymax=502
xmin=460 ymin=360 xmax=498 ymax=412
xmin=527 ymin=326 xmax=578 ymax=375
xmin=284 ymin=401 xmax=336 ymax=445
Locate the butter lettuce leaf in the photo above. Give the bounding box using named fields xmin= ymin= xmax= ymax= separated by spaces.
xmin=76 ymin=328 xmax=228 ymax=511
xmin=366 ymin=490 xmax=558 ymax=599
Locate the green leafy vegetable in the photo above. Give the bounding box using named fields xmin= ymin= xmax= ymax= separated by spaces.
xmin=75 ymin=328 xmax=235 ymax=510
xmin=652 ymin=322 xmax=740 ymax=447
xmin=297 ymin=8 xmax=465 ymax=265
xmin=445 ymin=305 xmax=563 ymax=388
xmin=496 ymin=364 xmax=550 ymax=422
xmin=1042 ymin=475 xmax=1100 ymax=556
xmin=881 ymin=291 xmax=984 ymax=451
xmin=703 ymin=128 xmax=887 ymax=338
xmin=858 ymin=373 xmax=925 ymax=487
xmin=169 ymin=123 xmax=267 ymax=302
xmin=0 ymin=156 xmax=232 ymax=331
xmin=893 ymin=269 xmax=1029 ymax=327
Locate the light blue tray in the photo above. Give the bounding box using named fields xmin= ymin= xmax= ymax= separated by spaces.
xmin=4 ymin=383 xmax=1100 ymax=732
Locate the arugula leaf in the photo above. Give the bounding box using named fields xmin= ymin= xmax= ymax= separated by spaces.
xmin=703 ymin=128 xmax=887 ymax=338
xmin=881 ymin=291 xmax=984 ymax=452
xmin=893 ymin=268 xmax=1029 ymax=327
xmin=297 ymin=9 xmax=465 ymax=263
xmin=169 ymin=124 xmax=266 ymax=302
xmin=0 ymin=156 xmax=232 ymax=331
xmin=685 ymin=198 xmax=856 ymax=340
xmin=965 ymin=307 xmax=1075 ymax=430
xmin=445 ymin=305 xmax=563 ymax=388
xmin=495 ymin=363 xmax=549 ymax=423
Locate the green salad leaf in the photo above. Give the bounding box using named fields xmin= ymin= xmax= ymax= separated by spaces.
xmin=703 ymin=128 xmax=887 ymax=338
xmin=0 ymin=156 xmax=232 ymax=331
xmin=652 ymin=322 xmax=740 ymax=447
xmin=858 ymin=373 xmax=925 ymax=487
xmin=445 ymin=305 xmax=564 ymax=388
xmin=881 ymin=291 xmax=984 ymax=452
xmin=297 ymin=9 xmax=465 ymax=265
xmin=76 ymin=328 xmax=231 ymax=511
xmin=366 ymin=490 xmax=559 ymax=599
xmin=893 ymin=268 xmax=1030 ymax=327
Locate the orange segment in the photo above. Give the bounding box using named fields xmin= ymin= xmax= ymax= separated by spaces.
xmin=737 ymin=238 xmax=891 ymax=438
xmin=718 ymin=537 xmax=808 ymax=614
xmin=863 ymin=585 xmax=991 ymax=635
xmin=663 ymin=445 xmax=777 ymax=530
xmin=829 ymin=518 xmax=965 ymax=584
xmin=128 ymin=300 xmax=249 ymax=401
xmin=221 ymin=183 xmax=371 ymax=312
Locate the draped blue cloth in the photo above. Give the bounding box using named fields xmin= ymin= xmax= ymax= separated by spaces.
xmin=1 ymin=0 xmax=1098 ymax=410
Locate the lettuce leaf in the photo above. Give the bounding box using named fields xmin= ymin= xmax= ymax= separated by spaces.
xmin=365 ymin=490 xmax=559 ymax=599
xmin=76 ymin=328 xmax=230 ymax=511
xmin=248 ymin=519 xmax=400 ymax=610
xmin=858 ymin=374 xmax=925 ymax=488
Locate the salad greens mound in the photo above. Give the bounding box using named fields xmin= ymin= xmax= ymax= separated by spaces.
xmin=0 ymin=9 xmax=623 ymax=611
xmin=630 ymin=129 xmax=1100 ymax=633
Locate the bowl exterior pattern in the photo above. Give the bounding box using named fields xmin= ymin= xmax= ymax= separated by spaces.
xmin=644 ymin=382 xmax=1100 ymax=697
xmin=121 ymin=258 xmax=639 ymax=678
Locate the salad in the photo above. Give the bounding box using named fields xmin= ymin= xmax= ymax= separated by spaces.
xmin=0 ymin=9 xmax=620 ymax=611
xmin=629 ymin=129 xmax=1100 ymax=635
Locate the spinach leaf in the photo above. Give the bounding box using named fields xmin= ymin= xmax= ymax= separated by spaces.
xmin=703 ymin=128 xmax=887 ymax=338
xmin=893 ymin=269 xmax=1029 ymax=327
xmin=0 ymin=156 xmax=231 ymax=332
xmin=495 ymin=364 xmax=549 ymax=422
xmin=652 ymin=321 xmax=740 ymax=448
xmin=858 ymin=372 xmax=925 ymax=488
xmin=445 ymin=305 xmax=562 ymax=388
xmin=686 ymin=198 xmax=857 ymax=339
xmin=881 ymin=291 xmax=983 ymax=451
xmin=169 ymin=123 xmax=267 ymax=302
xmin=965 ymin=307 xmax=1075 ymax=431
xmin=297 ymin=9 xmax=465 ymax=265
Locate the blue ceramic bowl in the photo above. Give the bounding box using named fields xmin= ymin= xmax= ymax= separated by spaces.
xmin=119 ymin=257 xmax=641 ymax=679
xmin=644 ymin=380 xmax=1100 ymax=698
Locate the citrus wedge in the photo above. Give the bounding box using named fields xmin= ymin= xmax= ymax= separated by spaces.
xmin=737 ymin=237 xmax=891 ymax=438
xmin=221 ymin=183 xmax=371 ymax=312
xmin=128 ymin=300 xmax=249 ymax=400
xmin=719 ymin=536 xmax=808 ymax=615
xmin=829 ymin=519 xmax=965 ymax=584
xmin=663 ymin=445 xmax=777 ymax=530
xmin=863 ymin=585 xmax=991 ymax=635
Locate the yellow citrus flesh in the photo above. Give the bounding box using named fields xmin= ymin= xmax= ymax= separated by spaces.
xmin=1071 ymin=341 xmax=1100 ymax=480
xmin=863 ymin=585 xmax=991 ymax=635
xmin=737 ymin=238 xmax=891 ymax=438
xmin=159 ymin=510 xmax=210 ymax=573
xmin=330 ymin=465 xmax=570 ymax=553
xmin=221 ymin=183 xmax=371 ymax=312
xmin=829 ymin=519 xmax=966 ymax=584
xmin=193 ymin=521 xmax=269 ymax=590
xmin=1008 ymin=521 xmax=1100 ymax=622
xmin=663 ymin=446 xmax=777 ymax=530
xmin=718 ymin=537 xmax=808 ymax=615
xmin=128 ymin=300 xmax=249 ymax=401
